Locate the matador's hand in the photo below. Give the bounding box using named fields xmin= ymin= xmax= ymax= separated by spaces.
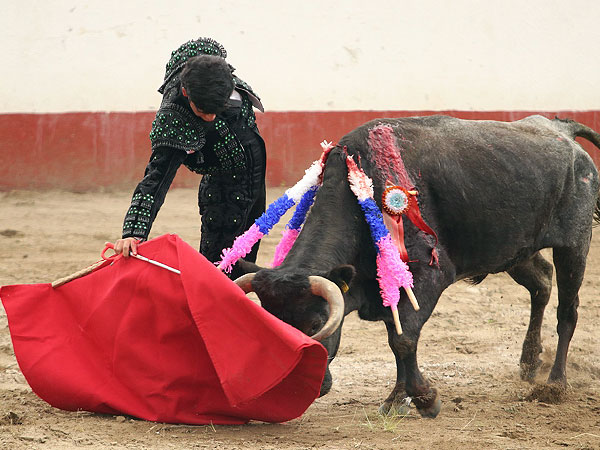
xmin=109 ymin=237 xmax=140 ymax=258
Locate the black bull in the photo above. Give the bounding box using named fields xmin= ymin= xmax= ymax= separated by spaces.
xmin=237 ymin=115 xmax=600 ymax=418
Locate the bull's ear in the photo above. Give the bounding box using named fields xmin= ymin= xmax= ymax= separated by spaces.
xmin=236 ymin=258 xmax=264 ymax=274
xmin=327 ymin=264 xmax=356 ymax=294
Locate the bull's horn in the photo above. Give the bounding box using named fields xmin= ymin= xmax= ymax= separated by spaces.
xmin=234 ymin=273 xmax=256 ymax=293
xmin=233 ymin=273 xmax=345 ymax=341
xmin=308 ymin=276 xmax=345 ymax=341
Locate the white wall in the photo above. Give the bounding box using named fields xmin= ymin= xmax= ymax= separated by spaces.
xmin=2 ymin=0 xmax=599 ymax=113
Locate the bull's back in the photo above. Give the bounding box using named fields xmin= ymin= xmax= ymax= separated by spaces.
xmin=341 ymin=115 xmax=599 ymax=277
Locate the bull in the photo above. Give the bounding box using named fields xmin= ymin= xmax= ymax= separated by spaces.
xmin=235 ymin=115 xmax=600 ymax=418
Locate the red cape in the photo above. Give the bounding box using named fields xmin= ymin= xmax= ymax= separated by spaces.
xmin=0 ymin=234 xmax=327 ymax=424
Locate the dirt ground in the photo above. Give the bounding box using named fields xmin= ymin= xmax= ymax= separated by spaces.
xmin=0 ymin=187 xmax=599 ymax=450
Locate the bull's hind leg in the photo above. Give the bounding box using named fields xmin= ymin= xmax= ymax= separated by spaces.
xmin=507 ymin=252 xmax=553 ymax=381
xmin=549 ymin=246 xmax=588 ymax=386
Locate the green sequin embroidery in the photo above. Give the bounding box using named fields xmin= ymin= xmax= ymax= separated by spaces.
xmin=123 ymin=193 xmax=155 ymax=238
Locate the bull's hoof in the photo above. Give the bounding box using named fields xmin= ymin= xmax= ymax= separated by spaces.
xmin=414 ymin=389 xmax=441 ymax=418
xmin=547 ymin=370 xmax=567 ymax=389
xmin=378 ymin=397 xmax=411 ymax=417
xmin=520 ymin=341 xmax=543 ymax=381
xmin=519 ymin=359 xmax=542 ymax=382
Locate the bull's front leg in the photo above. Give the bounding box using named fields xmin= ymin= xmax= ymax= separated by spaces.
xmin=379 ymin=321 xmax=441 ymax=418
xmin=378 ymin=321 xmax=407 ymax=415
xmin=376 ymin=243 xmax=451 ymax=418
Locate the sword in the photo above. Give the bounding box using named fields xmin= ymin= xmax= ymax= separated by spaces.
xmin=132 ymin=253 xmax=181 ymax=275
xmin=101 ymin=243 xmax=181 ymax=275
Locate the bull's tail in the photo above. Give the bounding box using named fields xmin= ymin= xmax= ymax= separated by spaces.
xmin=555 ymin=117 xmax=600 ymax=148
xmin=553 ymin=117 xmax=600 ymax=224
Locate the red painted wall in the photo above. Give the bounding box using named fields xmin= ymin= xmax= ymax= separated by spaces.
xmin=1 ymin=110 xmax=599 ymax=190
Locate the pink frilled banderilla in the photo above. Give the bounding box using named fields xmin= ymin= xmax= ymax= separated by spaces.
xmin=217 ymin=141 xmax=334 ymax=272
xmin=345 ymin=154 xmax=420 ymax=334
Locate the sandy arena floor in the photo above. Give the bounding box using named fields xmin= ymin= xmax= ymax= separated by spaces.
xmin=0 ymin=187 xmax=599 ymax=450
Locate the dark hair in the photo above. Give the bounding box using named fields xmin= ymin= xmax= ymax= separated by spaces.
xmin=180 ymin=55 xmax=234 ymax=114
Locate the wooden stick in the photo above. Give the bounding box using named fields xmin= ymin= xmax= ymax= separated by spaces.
xmin=391 ymin=307 xmax=402 ymax=335
xmin=51 ymin=260 xmax=107 ymax=288
xmin=404 ymin=286 xmax=420 ymax=311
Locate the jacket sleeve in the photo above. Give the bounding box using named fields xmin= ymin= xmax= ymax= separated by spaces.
xmin=122 ymin=147 xmax=188 ymax=240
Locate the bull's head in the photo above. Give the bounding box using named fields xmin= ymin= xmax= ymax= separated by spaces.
xmin=234 ymin=263 xmax=355 ymax=396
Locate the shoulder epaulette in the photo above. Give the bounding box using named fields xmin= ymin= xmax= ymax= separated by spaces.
xmin=149 ymin=103 xmax=206 ymax=153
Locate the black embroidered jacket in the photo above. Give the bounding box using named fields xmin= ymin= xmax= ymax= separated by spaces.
xmin=122 ymin=38 xmax=264 ymax=241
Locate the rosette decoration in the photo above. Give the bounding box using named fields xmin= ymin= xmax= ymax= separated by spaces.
xmin=381 ymin=185 xmax=417 ymax=263
xmin=217 ymin=142 xmax=334 ymax=272
xmin=381 ymin=183 xmax=439 ymax=266
xmin=382 ymin=186 xmax=411 ymax=216
xmin=346 ymin=154 xmax=420 ymax=334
